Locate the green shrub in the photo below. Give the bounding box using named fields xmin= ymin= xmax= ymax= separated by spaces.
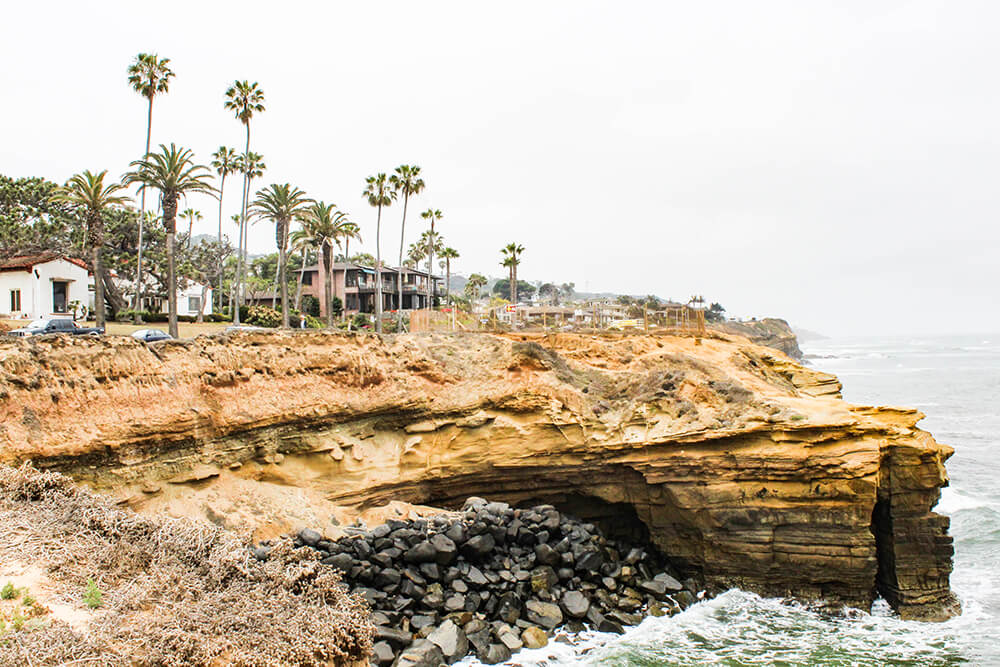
xmin=11 ymin=612 xmax=23 ymax=631
xmin=0 ymin=582 xmax=14 ymax=600
xmin=83 ymin=578 xmax=102 ymax=609
xmin=21 ymin=594 xmax=34 ymax=607
xmin=246 ymin=305 xmax=281 ymax=328
xmin=351 ymin=313 xmax=371 ymax=330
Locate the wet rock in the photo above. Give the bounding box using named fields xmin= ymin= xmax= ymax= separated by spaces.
xmin=520 ymin=626 xmax=548 ymax=649
xmin=654 ymin=572 xmax=683 ymax=592
xmin=371 ymin=640 xmax=395 ymax=666
xmin=481 ymin=643 xmax=512 ymax=665
xmin=461 ymin=533 xmax=495 ymax=559
xmin=560 ymin=590 xmax=590 ymax=619
xmin=297 ymin=528 xmax=322 ymax=547
xmin=428 ymin=619 xmax=469 ymax=663
xmin=375 ymin=626 xmax=412 ymax=648
xmin=535 ymin=543 xmax=560 ymax=567
xmin=430 ymin=533 xmax=457 ymax=565
xmin=403 ymin=541 xmax=438 ymax=564
xmin=524 ymin=600 xmax=563 ymax=629
xmin=392 ymin=640 xmax=445 ymax=667
xmin=322 ymin=553 xmax=354 ymax=571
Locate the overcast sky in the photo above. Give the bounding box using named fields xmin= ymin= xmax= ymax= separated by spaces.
xmin=3 ymin=1 xmax=997 ymax=336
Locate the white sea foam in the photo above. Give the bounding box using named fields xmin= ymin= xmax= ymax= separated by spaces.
xmin=938 ymin=487 xmax=990 ymax=514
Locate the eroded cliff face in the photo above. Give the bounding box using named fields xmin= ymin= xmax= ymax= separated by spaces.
xmin=0 ymin=330 xmax=957 ymax=620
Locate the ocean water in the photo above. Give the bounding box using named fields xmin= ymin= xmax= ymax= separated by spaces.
xmin=459 ymin=334 xmax=1000 ymax=666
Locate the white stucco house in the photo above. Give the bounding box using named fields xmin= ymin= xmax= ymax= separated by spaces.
xmin=0 ymin=253 xmax=91 ymax=320
xmin=116 ymin=275 xmax=213 ymax=318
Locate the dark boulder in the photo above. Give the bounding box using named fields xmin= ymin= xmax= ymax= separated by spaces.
xmin=461 ymin=533 xmax=495 ymax=559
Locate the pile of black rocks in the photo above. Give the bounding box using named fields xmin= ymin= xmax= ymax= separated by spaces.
xmin=257 ymin=497 xmax=705 ymax=666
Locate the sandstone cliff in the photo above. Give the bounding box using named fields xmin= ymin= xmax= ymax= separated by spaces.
xmin=0 ymin=330 xmax=957 ymax=621
xmin=713 ymin=317 xmax=804 ymax=359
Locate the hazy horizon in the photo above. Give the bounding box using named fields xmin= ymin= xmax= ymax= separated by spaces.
xmin=3 ymin=1 xmax=997 ymax=337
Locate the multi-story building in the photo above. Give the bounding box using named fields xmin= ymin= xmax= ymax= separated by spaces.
xmin=296 ymin=262 xmax=442 ymax=318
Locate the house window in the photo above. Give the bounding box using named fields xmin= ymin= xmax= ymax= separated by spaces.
xmin=188 ymin=296 xmax=201 ymax=313
xmin=10 ymin=289 xmax=21 ymax=312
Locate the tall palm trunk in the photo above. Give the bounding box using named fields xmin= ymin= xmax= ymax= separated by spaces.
xmin=426 ymin=219 xmax=435 ymax=311
xmin=513 ymin=259 xmax=519 ymax=305
xmin=163 ymin=195 xmax=179 ymax=338
xmin=294 ymin=248 xmax=306 ymax=310
xmin=216 ymin=172 xmax=226 ymax=313
xmin=375 ymin=205 xmax=383 ymax=333
xmin=134 ymin=95 xmax=154 ymax=323
xmin=445 ymin=258 xmax=451 ymax=305
xmin=90 ymin=217 xmax=105 ymax=329
xmin=234 ymin=123 xmax=250 ymax=324
xmin=397 ymin=192 xmax=409 ymax=329
xmin=278 ymin=219 xmax=289 ymax=327
xmin=343 ymin=238 xmax=351 ymax=328
xmin=323 ymin=244 xmax=334 ymax=328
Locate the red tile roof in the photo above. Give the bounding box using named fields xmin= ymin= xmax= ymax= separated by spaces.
xmin=0 ymin=252 xmax=90 ymax=272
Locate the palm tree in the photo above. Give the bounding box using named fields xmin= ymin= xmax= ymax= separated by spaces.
xmin=501 ymin=243 xmax=524 ymax=304
xmin=289 ymin=227 xmax=316 ymax=311
xmin=127 ymin=53 xmax=174 ymax=323
xmin=420 ymin=209 xmax=442 ymax=310
xmin=230 ymin=151 xmax=266 ymax=321
xmin=224 ymin=81 xmax=265 ymax=324
xmin=465 ymin=273 xmax=487 ymax=300
xmin=249 ymin=184 xmax=312 ymax=327
xmin=301 ymin=202 xmax=354 ymax=327
xmin=124 ymin=144 xmax=216 ymax=338
xmin=390 ymin=165 xmax=424 ymax=327
xmin=211 ymin=146 xmax=237 ymax=311
xmin=179 ymin=208 xmax=202 ymax=247
xmin=363 ymin=174 xmax=396 ymax=332
xmin=53 ymin=171 xmax=131 ymax=329
xmin=438 ymin=247 xmax=459 ymax=304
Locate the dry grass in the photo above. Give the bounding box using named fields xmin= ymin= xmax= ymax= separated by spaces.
xmin=0 ymin=464 xmax=373 ymax=666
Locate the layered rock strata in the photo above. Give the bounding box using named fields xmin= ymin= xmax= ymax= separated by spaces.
xmin=0 ymin=330 xmax=958 ymax=621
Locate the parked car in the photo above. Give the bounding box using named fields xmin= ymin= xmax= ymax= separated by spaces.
xmin=8 ymin=318 xmax=104 ymax=337
xmin=131 ymin=328 xmax=172 ymax=342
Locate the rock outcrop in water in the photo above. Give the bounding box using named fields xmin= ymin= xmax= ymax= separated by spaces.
xmin=0 ymin=330 xmax=958 ymax=622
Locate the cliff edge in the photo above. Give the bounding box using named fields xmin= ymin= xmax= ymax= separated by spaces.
xmin=0 ymin=330 xmax=957 ymax=621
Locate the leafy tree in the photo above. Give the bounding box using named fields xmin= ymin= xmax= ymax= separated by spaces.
xmin=185 ymin=238 xmax=232 ymax=321
xmin=707 ymin=302 xmax=726 ymax=322
xmin=124 ymin=144 xmax=215 ymax=337
xmin=419 ymin=209 xmax=442 ymax=309
xmin=0 ymin=175 xmax=83 ymax=255
xmin=465 ymin=273 xmax=487 ymax=300
xmin=250 ymin=184 xmax=312 ymax=327
xmin=179 ymin=208 xmax=202 ymax=248
xmin=439 ymin=247 xmax=459 ymax=303
xmin=211 ymin=146 xmax=238 ymax=310
xmin=390 ymin=165 xmax=424 ymax=324
xmin=127 ymin=52 xmax=174 ymax=323
xmin=289 ymin=226 xmax=317 ymax=311
xmin=224 ymin=80 xmax=266 ymax=323
xmin=230 ymin=151 xmax=266 ymax=318
xmin=538 ymin=282 xmax=560 ymax=304
xmin=346 ymin=251 xmax=372 ymax=266
xmin=52 ymin=171 xmax=130 ymax=327
xmin=492 ymin=279 xmax=535 ymax=301
xmin=363 ymin=173 xmax=396 ymax=331
xmin=301 ymin=202 xmax=353 ymax=328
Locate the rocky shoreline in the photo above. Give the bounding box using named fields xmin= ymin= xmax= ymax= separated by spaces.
xmin=258 ymin=497 xmax=705 ymax=666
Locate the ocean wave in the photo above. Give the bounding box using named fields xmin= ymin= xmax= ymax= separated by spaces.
xmin=938 ymin=488 xmax=993 ymax=514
